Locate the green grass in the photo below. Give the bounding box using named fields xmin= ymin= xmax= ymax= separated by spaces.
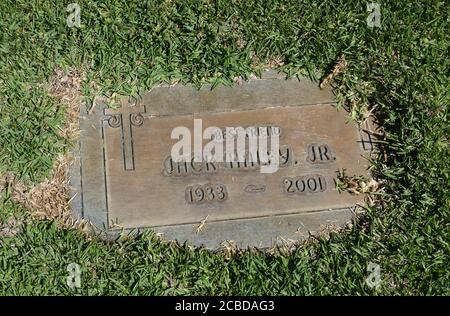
xmin=0 ymin=0 xmax=449 ymax=295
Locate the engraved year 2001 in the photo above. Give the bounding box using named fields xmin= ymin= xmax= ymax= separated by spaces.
xmin=283 ymin=175 xmax=327 ymax=194
xmin=185 ymin=183 xmax=228 ymax=204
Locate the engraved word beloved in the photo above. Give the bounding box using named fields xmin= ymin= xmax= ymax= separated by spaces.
xmin=170 ymin=119 xmax=281 ymax=174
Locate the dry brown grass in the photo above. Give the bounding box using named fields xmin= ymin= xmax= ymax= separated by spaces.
xmin=0 ymin=216 xmax=22 ymax=238
xmin=1 ymin=156 xmax=87 ymax=231
xmin=1 ymin=67 xmax=89 ymax=232
xmin=320 ymin=54 xmax=347 ymax=89
xmin=49 ymin=67 xmax=83 ymax=140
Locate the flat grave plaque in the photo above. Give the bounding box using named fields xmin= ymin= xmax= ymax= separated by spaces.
xmin=70 ymin=72 xmax=373 ymax=248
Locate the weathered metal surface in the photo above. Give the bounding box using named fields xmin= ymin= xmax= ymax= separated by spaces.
xmin=70 ymin=72 xmax=373 ymax=248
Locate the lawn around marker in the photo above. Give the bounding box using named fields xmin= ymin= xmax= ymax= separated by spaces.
xmin=0 ymin=0 xmax=448 ymax=295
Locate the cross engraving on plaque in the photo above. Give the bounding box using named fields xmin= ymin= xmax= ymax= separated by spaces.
xmin=104 ymin=103 xmax=146 ymax=171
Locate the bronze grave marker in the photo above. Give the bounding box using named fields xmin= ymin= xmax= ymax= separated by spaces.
xmin=70 ymin=71 xmax=373 ymax=248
